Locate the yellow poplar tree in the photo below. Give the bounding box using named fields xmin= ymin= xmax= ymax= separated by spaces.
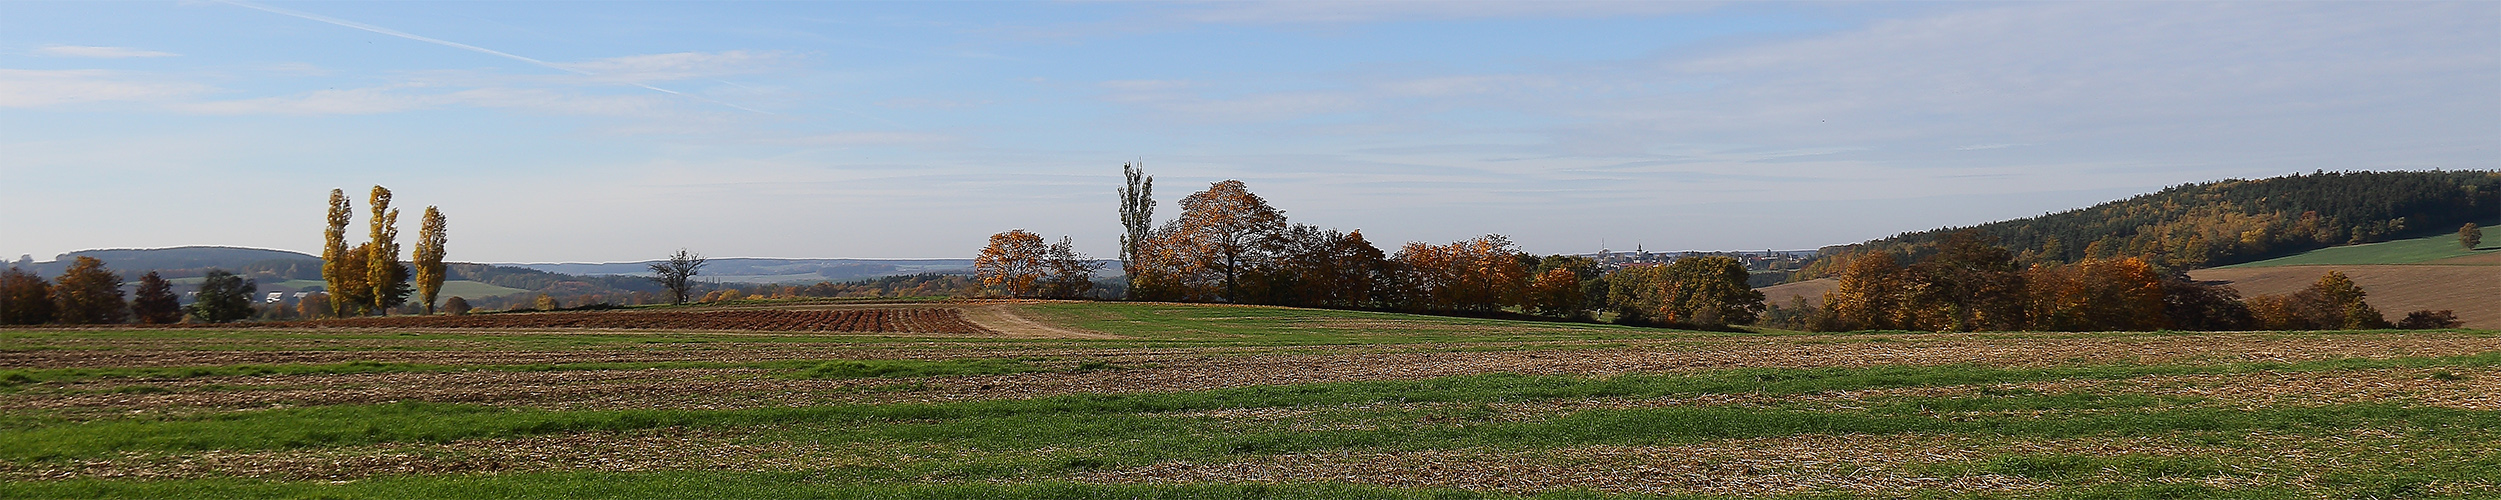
xmin=366 ymin=186 xmax=405 ymax=315
xmin=412 ymin=206 xmax=449 ymax=314
xmin=321 ymin=189 xmax=357 ymax=318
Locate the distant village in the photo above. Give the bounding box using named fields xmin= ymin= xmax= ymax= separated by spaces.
xmin=1579 ymin=247 xmax=1824 ymax=273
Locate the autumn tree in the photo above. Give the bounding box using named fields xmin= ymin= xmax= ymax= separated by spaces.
xmin=1393 ymin=235 xmax=1528 ymax=314
xmin=1904 ymin=230 xmax=2026 ymax=331
xmin=648 ymin=249 xmax=707 ymax=305
xmin=322 ymin=189 xmax=356 ymax=317
xmin=1118 ymin=162 xmax=1154 ymax=298
xmin=2023 ymin=257 xmax=2167 ymax=331
xmin=50 ymin=256 xmax=127 ymax=325
xmin=365 ymin=186 xmax=409 ymax=315
xmin=1534 ymin=255 xmax=1608 ymax=315
xmin=412 ymin=206 xmax=449 ymax=314
xmin=2161 ymin=275 xmax=2254 ymax=331
xmin=130 ymin=272 xmax=183 ymax=324
xmin=297 ymin=292 xmax=331 ymax=319
xmin=1655 ymin=255 xmax=1765 ymax=327
xmin=1525 ymin=268 xmax=1587 ymax=320
xmin=2464 ymin=223 xmax=2484 ymax=250
xmin=1239 ymin=226 xmax=1389 ymax=308
xmin=1606 ymin=264 xmax=1666 ymax=324
xmin=1162 ymin=180 xmax=1287 ymax=302
xmin=0 ymin=268 xmax=53 ymax=325
xmin=2397 ymin=310 xmax=2461 ymax=329
xmin=1822 ymin=253 xmax=1912 ymax=331
xmin=1040 ymin=236 xmax=1105 ymax=299
xmin=2268 ymin=271 xmax=2390 ymax=330
xmin=976 ymin=230 xmax=1050 ymax=298
xmin=186 ymin=269 xmax=257 ymax=323
xmin=443 ymin=296 xmax=472 ymax=316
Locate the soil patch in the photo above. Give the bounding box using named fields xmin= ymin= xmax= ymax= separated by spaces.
xmin=2188 ymin=265 xmax=2501 ymax=329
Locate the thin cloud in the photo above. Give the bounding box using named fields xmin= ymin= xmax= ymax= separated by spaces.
xmin=0 ymin=70 xmax=205 ymax=107
xmin=1172 ymin=1 xmax=1713 ymax=24
xmin=212 ymin=0 xmax=776 ymax=115
xmin=32 ymin=45 xmax=179 ymax=58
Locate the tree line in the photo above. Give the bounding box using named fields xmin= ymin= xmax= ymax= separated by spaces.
xmin=2 ymin=257 xmax=261 ymax=325
xmin=320 ymin=186 xmax=451 ymax=316
xmin=1762 ymin=230 xmax=2464 ymax=332
xmin=972 ymin=165 xmax=1764 ymax=327
xmin=1 ymin=185 xmax=457 ymax=325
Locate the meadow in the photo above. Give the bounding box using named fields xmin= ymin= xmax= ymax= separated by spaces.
xmin=2 ymin=300 xmax=2496 ymax=499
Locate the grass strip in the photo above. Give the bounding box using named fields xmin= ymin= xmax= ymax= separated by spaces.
xmin=8 ymin=352 xmax=2500 ymax=460
xmin=0 ymin=358 xmax=1087 ymax=389
xmin=0 ymin=472 xmax=2354 ymax=500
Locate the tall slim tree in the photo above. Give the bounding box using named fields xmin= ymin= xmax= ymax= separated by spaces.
xmin=412 ymin=206 xmax=449 ymax=314
xmin=0 ymin=267 xmax=56 ymax=325
xmin=50 ymin=256 xmax=126 ymax=325
xmin=130 ymin=271 xmax=183 ymax=324
xmin=648 ymin=249 xmax=707 ymax=305
xmin=322 ymin=189 xmax=353 ymax=317
xmin=1117 ymin=162 xmax=1154 ymax=298
xmin=365 ymin=186 xmax=408 ymax=315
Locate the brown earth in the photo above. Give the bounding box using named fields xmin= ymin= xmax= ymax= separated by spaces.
xmin=2189 ymin=265 xmax=2501 ymax=329
xmin=2430 ymin=251 xmax=2501 ymax=265
xmin=1756 ymin=278 xmax=1838 ymax=308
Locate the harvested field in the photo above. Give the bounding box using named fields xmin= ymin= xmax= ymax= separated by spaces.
xmin=217 ymin=308 xmax=994 ymax=334
xmin=3 ymin=301 xmax=2496 ymax=499
xmin=1756 ymin=277 xmax=1837 ymax=308
xmin=2189 ymin=264 xmax=2501 ymax=329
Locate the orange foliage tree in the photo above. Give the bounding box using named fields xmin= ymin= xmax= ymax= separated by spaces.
xmin=2246 ymin=271 xmax=2389 ymax=330
xmin=1823 ymin=252 xmax=1911 ymax=331
xmin=975 ymin=229 xmax=1050 ymax=298
xmin=1392 ymin=235 xmax=1527 ymax=314
xmin=2022 ymin=257 xmax=2167 ymax=331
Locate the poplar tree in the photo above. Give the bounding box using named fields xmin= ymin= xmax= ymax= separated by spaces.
xmin=365 ymin=186 xmax=409 ymax=315
xmin=322 ymin=189 xmax=354 ymax=317
xmin=1117 ymin=162 xmax=1153 ymax=298
xmin=412 ymin=206 xmax=449 ymax=314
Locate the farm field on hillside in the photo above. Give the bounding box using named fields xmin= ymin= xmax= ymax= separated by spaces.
xmin=2189 ymin=265 xmax=2501 ymax=330
xmin=2222 ymin=225 xmax=2497 ymax=268
xmin=2 ymin=301 xmax=2496 ymax=499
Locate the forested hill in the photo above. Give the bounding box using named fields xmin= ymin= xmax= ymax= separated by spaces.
xmin=1798 ymin=170 xmax=2501 ymax=277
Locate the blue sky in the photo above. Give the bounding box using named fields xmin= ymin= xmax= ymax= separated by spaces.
xmin=3 ymin=1 xmax=2494 ymax=263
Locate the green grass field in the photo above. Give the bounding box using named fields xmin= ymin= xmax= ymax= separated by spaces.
xmin=2223 ymin=224 xmax=2496 ymax=268
xmin=2 ymin=301 xmax=2495 ymax=499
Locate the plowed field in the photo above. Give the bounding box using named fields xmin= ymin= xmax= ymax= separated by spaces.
xmin=236 ymin=308 xmax=993 ymax=334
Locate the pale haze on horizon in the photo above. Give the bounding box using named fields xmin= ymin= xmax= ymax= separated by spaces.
xmin=3 ymin=1 xmax=2494 ymax=264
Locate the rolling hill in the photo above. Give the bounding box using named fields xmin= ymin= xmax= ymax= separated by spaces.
xmin=1794 ymin=170 xmax=2501 ymax=276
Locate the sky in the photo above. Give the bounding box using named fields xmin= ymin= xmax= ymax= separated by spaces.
xmin=3 ymin=1 xmax=2495 ymax=264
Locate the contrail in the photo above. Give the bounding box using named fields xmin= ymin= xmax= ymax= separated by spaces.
xmin=215 ymin=0 xmax=775 ymax=115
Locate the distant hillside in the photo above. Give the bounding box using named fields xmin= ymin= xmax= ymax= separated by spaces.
xmin=12 ymin=246 xmax=322 ymax=281
xmin=7 ymin=246 xmax=621 ymax=301
xmin=1797 ymin=170 xmax=2501 ymax=277
xmin=504 ymin=258 xmax=988 ymax=284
